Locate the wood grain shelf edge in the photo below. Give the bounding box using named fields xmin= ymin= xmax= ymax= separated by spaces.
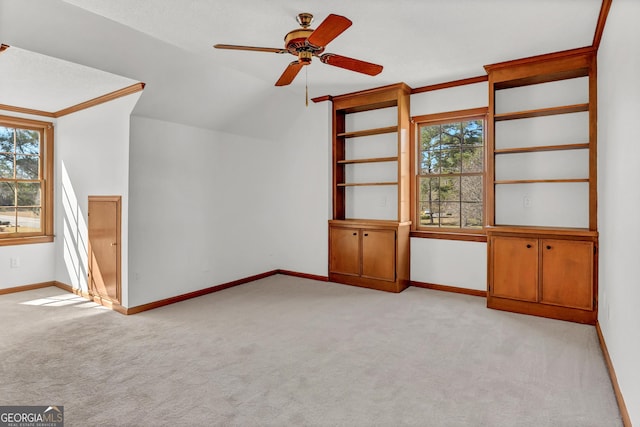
xmin=337 ymin=182 xmax=398 ymax=187
xmin=337 ymin=126 xmax=397 ymax=138
xmin=494 ymin=143 xmax=590 ymax=154
xmin=494 ymin=103 xmax=589 ymax=121
xmin=337 ymin=156 xmax=398 ymax=165
xmin=494 ymin=178 xmax=589 ymax=185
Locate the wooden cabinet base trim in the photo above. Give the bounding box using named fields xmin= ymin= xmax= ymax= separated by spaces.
xmin=329 ymin=273 xmax=409 ymax=293
xmin=487 ymin=296 xmax=596 ymax=324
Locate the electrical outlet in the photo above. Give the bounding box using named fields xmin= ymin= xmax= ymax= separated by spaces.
xmin=10 ymin=257 xmax=20 ymax=268
xmin=523 ymin=196 xmax=532 ymax=208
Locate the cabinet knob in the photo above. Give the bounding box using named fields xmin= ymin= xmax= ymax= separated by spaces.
xmin=546 ymin=245 xmax=552 ymax=250
xmin=526 ymin=244 xmax=532 ymax=248
xmin=352 ymin=232 xmax=357 ymax=236
xmin=364 ymin=233 xmax=369 ymax=237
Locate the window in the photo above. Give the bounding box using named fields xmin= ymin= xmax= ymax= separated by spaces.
xmin=413 ymin=108 xmax=486 ymax=235
xmin=0 ymin=115 xmax=53 ymax=245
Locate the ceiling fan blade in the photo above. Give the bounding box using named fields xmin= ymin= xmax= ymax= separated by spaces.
xmin=320 ymin=54 xmax=383 ymax=76
xmin=214 ymin=44 xmax=287 ymax=54
xmin=306 ymin=14 xmax=352 ymax=47
xmin=275 ymin=61 xmax=304 ymax=86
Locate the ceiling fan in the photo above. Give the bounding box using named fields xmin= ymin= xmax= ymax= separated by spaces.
xmin=214 ymin=13 xmax=383 ymax=86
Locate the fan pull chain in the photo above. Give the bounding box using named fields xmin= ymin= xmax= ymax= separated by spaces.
xmin=305 ymin=67 xmax=309 ymax=107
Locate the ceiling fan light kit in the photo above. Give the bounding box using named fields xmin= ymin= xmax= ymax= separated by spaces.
xmin=214 ymin=13 xmax=383 ymax=86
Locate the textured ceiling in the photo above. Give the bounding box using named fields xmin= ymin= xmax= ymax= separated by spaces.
xmin=0 ymin=0 xmax=603 ymax=136
xmin=0 ymin=46 xmax=137 ymax=113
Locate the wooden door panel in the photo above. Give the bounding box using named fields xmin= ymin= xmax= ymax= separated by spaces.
xmin=491 ymin=236 xmax=538 ymax=302
xmin=541 ymin=239 xmax=593 ymax=310
xmin=361 ymin=229 xmax=396 ymax=281
xmin=88 ymin=197 xmax=120 ymax=304
xmin=329 ymin=227 xmax=360 ymax=276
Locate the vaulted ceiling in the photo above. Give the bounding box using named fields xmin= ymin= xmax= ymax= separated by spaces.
xmin=0 ymin=0 xmax=603 ymax=138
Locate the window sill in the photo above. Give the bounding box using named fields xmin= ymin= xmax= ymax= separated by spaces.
xmin=410 ymin=230 xmax=487 ymax=242
xmin=0 ymin=235 xmax=54 ymax=246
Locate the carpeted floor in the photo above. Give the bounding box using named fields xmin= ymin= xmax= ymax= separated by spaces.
xmin=0 ymin=275 xmax=622 ymax=426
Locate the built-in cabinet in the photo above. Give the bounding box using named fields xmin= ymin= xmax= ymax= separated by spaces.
xmin=328 ymin=83 xmax=411 ymax=292
xmin=329 ymin=219 xmax=409 ymax=292
xmin=488 ymin=228 xmax=597 ymax=323
xmin=484 ymin=48 xmax=598 ymax=323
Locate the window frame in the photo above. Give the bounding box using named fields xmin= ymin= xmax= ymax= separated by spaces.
xmin=410 ymin=107 xmax=488 ymax=241
xmin=0 ymin=114 xmax=54 ymax=246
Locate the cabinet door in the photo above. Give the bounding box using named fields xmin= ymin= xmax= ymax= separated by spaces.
xmin=361 ymin=229 xmax=396 ymax=281
xmin=541 ymin=239 xmax=593 ymax=310
xmin=491 ymin=236 xmax=538 ymax=302
xmin=329 ymin=227 xmax=360 ymax=276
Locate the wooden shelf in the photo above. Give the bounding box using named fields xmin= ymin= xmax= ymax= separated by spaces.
xmin=494 ymin=103 xmax=589 ymax=121
xmin=494 ymin=143 xmax=590 ymax=154
xmin=337 ymin=156 xmax=398 ymax=165
xmin=337 ymin=126 xmax=398 ymax=138
xmin=494 ymin=178 xmax=589 ymax=185
xmin=337 ymin=182 xmax=398 ymax=187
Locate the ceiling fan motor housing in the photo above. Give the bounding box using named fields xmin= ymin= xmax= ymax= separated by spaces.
xmin=284 ymin=28 xmax=324 ymax=56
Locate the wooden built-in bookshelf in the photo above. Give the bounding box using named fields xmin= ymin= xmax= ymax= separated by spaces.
xmin=328 ymin=83 xmax=411 ymax=293
xmin=484 ymin=47 xmax=598 ymax=324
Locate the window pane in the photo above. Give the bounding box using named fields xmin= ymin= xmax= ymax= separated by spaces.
xmin=0 ymin=182 xmax=15 ymax=206
xmin=462 ymin=202 xmax=483 ymax=228
xmin=462 ymin=176 xmax=483 ymax=202
xmin=17 ymin=207 xmax=41 ymax=233
xmin=420 ymin=149 xmax=439 ymax=175
xmin=0 ymin=153 xmax=14 ymax=179
xmin=420 ymin=202 xmax=440 ymax=227
xmin=0 ymin=207 xmax=16 ymax=233
xmin=462 ymin=120 xmax=483 ymax=146
xmin=0 ymin=127 xmax=14 ymax=152
xmin=440 ymin=123 xmax=462 ymax=148
xmin=16 ymin=182 xmax=41 ymax=207
xmin=419 ymin=176 xmax=439 ymax=202
xmin=16 ymin=129 xmax=40 ymax=154
xmin=440 ymin=202 xmax=461 ymax=227
xmin=15 ymin=155 xmax=39 ymax=179
xmin=421 ymin=125 xmax=441 ymax=151
xmin=440 ymin=148 xmax=461 ymax=174
xmin=439 ymin=177 xmax=460 ymax=201
xmin=462 ymin=147 xmax=483 ymax=173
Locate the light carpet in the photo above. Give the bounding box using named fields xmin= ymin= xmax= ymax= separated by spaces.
xmin=0 ymin=275 xmax=622 ymax=426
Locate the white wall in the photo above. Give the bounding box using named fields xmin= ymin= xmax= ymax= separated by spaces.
xmin=410 ymin=82 xmax=488 ymax=290
xmin=276 ymin=101 xmax=332 ymax=276
xmin=54 ymin=93 xmax=141 ymax=307
xmin=0 ymin=240 xmax=55 ymax=289
xmin=597 ymin=0 xmax=640 ymax=423
xmin=0 ymin=111 xmax=57 ymax=289
xmin=411 ymin=238 xmax=487 ymax=291
xmin=127 ymin=116 xmax=284 ymax=306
